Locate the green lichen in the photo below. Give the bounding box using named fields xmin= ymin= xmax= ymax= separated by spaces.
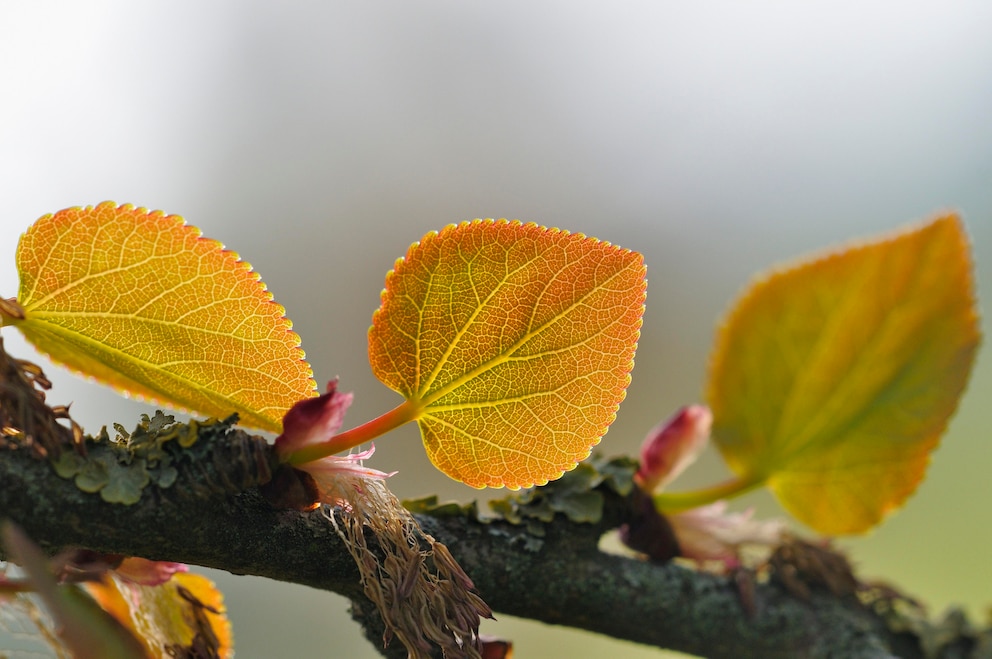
xmin=488 ymin=454 xmax=636 ymax=525
xmin=446 ymin=454 xmax=639 ymax=552
xmin=51 ymin=452 xmax=87 ymax=479
xmin=98 ymin=456 xmax=150 ymax=504
xmin=47 ymin=411 xmax=238 ymax=505
xmin=73 ymin=455 xmax=110 ymax=493
xmin=594 ymin=454 xmax=638 ymax=496
xmin=402 ymin=495 xmax=479 ymax=518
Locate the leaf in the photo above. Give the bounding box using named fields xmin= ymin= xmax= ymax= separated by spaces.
xmin=5 ymin=202 xmax=315 ymax=432
xmin=707 ymin=215 xmax=980 ymax=534
xmin=84 ymin=571 xmax=233 ymax=659
xmin=1 ymin=522 xmax=149 ymax=659
xmin=369 ymin=219 xmax=646 ymax=489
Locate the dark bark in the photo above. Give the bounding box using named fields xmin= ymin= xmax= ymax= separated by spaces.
xmin=0 ymin=432 xmax=986 ymax=659
xmin=0 ymin=340 xmax=984 ymax=659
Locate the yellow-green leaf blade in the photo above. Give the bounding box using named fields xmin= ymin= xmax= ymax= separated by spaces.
xmin=707 ymin=215 xmax=980 ymax=534
xmin=10 ymin=202 xmax=315 ymax=432
xmin=369 ymin=219 xmax=646 ymax=489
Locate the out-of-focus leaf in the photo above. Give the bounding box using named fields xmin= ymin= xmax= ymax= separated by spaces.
xmin=707 ymin=215 xmax=980 ymax=534
xmin=369 ymin=219 xmax=645 ymax=489
xmin=4 ymin=202 xmax=315 ymax=432
xmin=1 ymin=523 xmax=149 ymax=659
xmin=481 ymin=636 xmax=514 ymax=659
xmin=85 ymin=571 xmax=233 ymax=659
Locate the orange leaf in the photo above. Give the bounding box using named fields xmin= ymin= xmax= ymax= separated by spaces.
xmin=85 ymin=571 xmax=233 ymax=659
xmin=368 ymin=219 xmax=646 ymax=489
xmin=4 ymin=202 xmax=315 ymax=432
xmin=707 ymin=215 xmax=980 ymax=534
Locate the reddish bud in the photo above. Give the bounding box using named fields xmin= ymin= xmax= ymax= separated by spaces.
xmin=636 ymin=405 xmax=711 ymax=493
xmin=275 ymin=380 xmax=353 ymax=459
xmin=274 ymin=381 xmax=395 ymax=506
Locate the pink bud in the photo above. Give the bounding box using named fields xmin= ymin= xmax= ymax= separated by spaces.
xmin=274 ymin=381 xmax=395 ymax=506
xmin=275 ymin=380 xmax=354 ymax=459
xmin=636 ymin=405 xmax=712 ymax=493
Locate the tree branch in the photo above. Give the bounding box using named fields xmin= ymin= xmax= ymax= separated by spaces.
xmin=0 ymin=341 xmax=982 ymax=659
xmin=0 ymin=428 xmax=984 ymax=659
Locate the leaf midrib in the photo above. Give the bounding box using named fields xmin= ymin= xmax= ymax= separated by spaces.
xmin=18 ymin=317 xmax=285 ymax=423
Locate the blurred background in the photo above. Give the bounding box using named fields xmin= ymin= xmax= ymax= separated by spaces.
xmin=1 ymin=2 xmax=990 ymax=657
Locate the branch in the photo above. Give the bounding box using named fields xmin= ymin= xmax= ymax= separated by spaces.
xmin=0 ymin=431 xmax=985 ymax=659
xmin=0 ymin=343 xmax=983 ymax=659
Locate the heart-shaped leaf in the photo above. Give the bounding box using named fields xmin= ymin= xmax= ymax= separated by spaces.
xmin=707 ymin=215 xmax=980 ymax=534
xmin=3 ymin=202 xmax=315 ymax=432
xmin=369 ymin=219 xmax=646 ymax=489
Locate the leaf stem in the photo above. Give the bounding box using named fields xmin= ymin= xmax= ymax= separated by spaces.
xmin=0 ymin=297 xmax=25 ymax=327
xmin=285 ymin=400 xmax=421 ymax=466
xmin=652 ymin=473 xmax=765 ymax=513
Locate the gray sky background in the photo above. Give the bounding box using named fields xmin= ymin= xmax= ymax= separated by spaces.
xmin=1 ymin=2 xmax=991 ymax=657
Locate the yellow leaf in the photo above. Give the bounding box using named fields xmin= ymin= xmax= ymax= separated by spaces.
xmin=4 ymin=202 xmax=315 ymax=432
xmin=85 ymin=572 xmax=233 ymax=659
xmin=368 ymin=219 xmax=646 ymax=489
xmin=707 ymin=215 xmax=980 ymax=534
